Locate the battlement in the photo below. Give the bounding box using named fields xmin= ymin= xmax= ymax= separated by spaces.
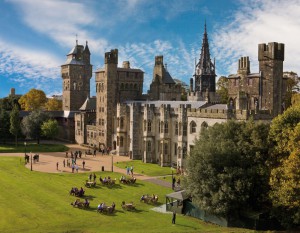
xmin=258 ymin=42 xmax=284 ymax=61
xmin=237 ymin=56 xmax=250 ymax=74
xmin=105 ymin=49 xmax=118 ymax=64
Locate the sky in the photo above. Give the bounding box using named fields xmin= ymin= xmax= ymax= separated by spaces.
xmin=0 ymin=0 xmax=300 ymax=98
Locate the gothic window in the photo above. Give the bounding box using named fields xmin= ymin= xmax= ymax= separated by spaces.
xmin=234 ymin=79 xmax=239 ymax=87
xmin=117 ymin=117 xmax=120 ymax=127
xmin=120 ymin=136 xmax=124 ymax=147
xmin=158 ymin=121 xmax=160 ymax=133
xmin=160 ymin=121 xmax=164 ymax=133
xmin=120 ymin=83 xmax=124 ymax=90
xmin=144 ymin=120 xmax=147 ymax=131
xmin=164 ymin=121 xmax=168 ymax=134
xmin=164 ymin=142 xmax=168 ymax=154
xmin=183 ymin=123 xmax=187 ymax=136
xmin=125 ymin=83 xmax=128 ymax=89
xmin=147 ymin=141 xmax=151 ymax=152
xmin=190 ymin=121 xmax=197 ymax=133
xmin=175 ymin=122 xmax=178 ymax=135
xmin=201 ymin=122 xmax=208 ymax=132
xmin=73 ymin=81 xmax=77 ymax=90
xmin=120 ymin=117 xmax=124 ymax=129
xmin=174 ymin=143 xmax=178 ymax=156
xmin=117 ymin=136 xmax=119 ymax=146
xmin=147 ymin=120 xmax=152 ymax=132
xmin=134 ymin=84 xmax=137 ymax=90
xmin=77 ymin=121 xmax=80 ymax=127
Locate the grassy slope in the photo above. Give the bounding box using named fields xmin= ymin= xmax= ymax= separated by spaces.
xmin=0 ymin=157 xmax=256 ymax=233
xmin=0 ymin=143 xmax=68 ymax=153
xmin=114 ymin=160 xmax=175 ymax=176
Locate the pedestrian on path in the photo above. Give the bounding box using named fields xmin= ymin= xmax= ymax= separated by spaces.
xmin=56 ymin=162 xmax=59 ymax=170
xmin=63 ymin=159 xmax=65 ymax=167
xmin=172 ymin=210 xmax=176 ymax=224
xmin=75 ymin=164 xmax=79 ymax=173
xmin=82 ymin=160 xmax=85 ymax=169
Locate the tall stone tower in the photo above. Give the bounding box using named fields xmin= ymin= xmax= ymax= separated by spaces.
xmin=61 ymin=41 xmax=92 ymax=111
xmin=194 ymin=22 xmax=216 ymax=93
xmin=95 ymin=49 xmax=118 ymax=149
xmin=258 ymin=42 xmax=284 ymax=116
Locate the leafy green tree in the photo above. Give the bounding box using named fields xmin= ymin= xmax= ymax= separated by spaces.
xmin=9 ymin=104 xmax=21 ymax=146
xmin=268 ymin=105 xmax=300 ymax=167
xmin=41 ymin=119 xmax=59 ymax=139
xmin=268 ymin=107 xmax=300 ymax=228
xmin=269 ymin=151 xmax=300 ymax=228
xmin=184 ymin=120 xmax=270 ymax=218
xmin=21 ymin=110 xmax=49 ymax=144
xmin=44 ymin=98 xmax=62 ymax=111
xmin=0 ymin=108 xmax=11 ymax=143
xmin=18 ymin=89 xmax=47 ymax=111
xmin=216 ymin=76 xmax=228 ymax=104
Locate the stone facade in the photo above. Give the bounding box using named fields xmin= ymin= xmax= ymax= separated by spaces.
xmin=71 ymin=25 xmax=288 ymax=168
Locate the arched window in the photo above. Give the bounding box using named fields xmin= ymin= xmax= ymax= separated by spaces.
xmin=190 ymin=121 xmax=197 ymax=133
xmin=175 ymin=122 xmax=178 ymax=135
xmin=144 ymin=120 xmax=147 ymax=131
xmin=134 ymin=84 xmax=137 ymax=90
xmin=117 ymin=136 xmax=120 ymax=146
xmin=164 ymin=142 xmax=168 ymax=154
xmin=120 ymin=117 xmax=124 ymax=129
xmin=147 ymin=141 xmax=151 ymax=152
xmin=164 ymin=121 xmax=168 ymax=134
xmin=125 ymin=83 xmax=128 ymax=89
xmin=160 ymin=121 xmax=164 ymax=133
xmin=179 ymin=122 xmax=182 ymax=135
xmin=120 ymin=136 xmax=124 ymax=147
xmin=201 ymin=122 xmax=208 ymax=132
xmin=183 ymin=123 xmax=187 ymax=136
xmin=147 ymin=120 xmax=152 ymax=132
xmin=120 ymin=83 xmax=124 ymax=90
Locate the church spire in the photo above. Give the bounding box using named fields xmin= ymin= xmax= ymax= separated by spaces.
xmin=193 ymin=22 xmax=216 ymax=93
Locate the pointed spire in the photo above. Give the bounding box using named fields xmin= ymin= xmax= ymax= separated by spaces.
xmin=84 ymin=40 xmax=91 ymax=54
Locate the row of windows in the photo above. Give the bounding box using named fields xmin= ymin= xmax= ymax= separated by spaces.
xmin=120 ymin=83 xmax=139 ymax=91
xmin=144 ymin=141 xmax=187 ymax=158
xmin=96 ymin=83 xmax=105 ymax=92
xmin=233 ymin=78 xmax=253 ymax=86
xmin=143 ymin=120 xmax=207 ymax=135
xmin=117 ymin=117 xmax=124 ymax=128
xmin=98 ymin=118 xmax=105 ymax=126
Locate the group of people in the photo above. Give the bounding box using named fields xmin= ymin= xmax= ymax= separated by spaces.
xmin=70 ymin=187 xmax=85 ymax=197
xmin=72 ymin=198 xmax=89 ymax=208
xmin=97 ymin=202 xmax=115 ymax=213
xmin=172 ymin=177 xmax=181 ymax=190
xmin=126 ymin=165 xmax=134 ymax=176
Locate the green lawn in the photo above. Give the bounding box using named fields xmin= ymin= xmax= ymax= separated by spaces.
xmin=114 ymin=160 xmax=176 ymax=176
xmin=0 ymin=156 xmax=257 ymax=233
xmin=0 ymin=143 xmax=68 ymax=153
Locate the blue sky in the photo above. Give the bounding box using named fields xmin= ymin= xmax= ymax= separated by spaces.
xmin=1 ymin=0 xmax=300 ymax=98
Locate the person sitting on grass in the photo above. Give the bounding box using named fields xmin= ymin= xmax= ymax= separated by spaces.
xmin=84 ymin=198 xmax=89 ymax=207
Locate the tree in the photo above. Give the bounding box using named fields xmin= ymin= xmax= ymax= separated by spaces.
xmin=216 ymin=76 xmax=228 ymax=104
xmin=9 ymin=104 xmax=21 ymax=146
xmin=41 ymin=119 xmax=59 ymax=139
xmin=268 ymin=105 xmax=300 ymax=166
xmin=0 ymin=108 xmax=11 ymax=143
xmin=269 ymin=151 xmax=300 ymax=228
xmin=183 ymin=120 xmax=270 ymax=218
xmin=268 ymin=107 xmax=300 ymax=228
xmin=18 ymin=89 xmax=47 ymax=111
xmin=44 ymin=98 xmax=62 ymax=111
xmin=21 ymin=110 xmax=49 ymax=144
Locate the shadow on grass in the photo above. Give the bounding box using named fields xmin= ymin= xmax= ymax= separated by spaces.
xmin=100 ymin=184 xmax=123 ymax=189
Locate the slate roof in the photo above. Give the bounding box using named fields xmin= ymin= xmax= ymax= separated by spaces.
xmin=79 ymin=97 xmax=96 ymax=111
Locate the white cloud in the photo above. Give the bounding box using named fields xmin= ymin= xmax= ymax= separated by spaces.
xmin=211 ymin=0 xmax=300 ymax=76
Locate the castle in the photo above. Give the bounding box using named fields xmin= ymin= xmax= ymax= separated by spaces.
xmin=61 ymin=24 xmax=287 ymax=168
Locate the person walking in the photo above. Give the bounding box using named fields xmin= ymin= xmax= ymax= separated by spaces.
xmin=56 ymin=162 xmax=59 ymax=170
xmin=82 ymin=160 xmax=85 ymax=169
xmin=75 ymin=164 xmax=79 ymax=173
xmin=172 ymin=210 xmax=176 ymax=224
xmin=63 ymin=159 xmax=65 ymax=167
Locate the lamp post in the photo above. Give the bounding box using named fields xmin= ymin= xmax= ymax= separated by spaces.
xmin=111 ymin=154 xmax=114 ymax=172
xmin=30 ymin=152 xmax=33 ymax=171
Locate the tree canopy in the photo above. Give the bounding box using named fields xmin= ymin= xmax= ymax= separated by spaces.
xmin=0 ymin=108 xmax=11 ymax=143
xmin=44 ymin=98 xmax=62 ymax=111
xmin=19 ymin=89 xmax=47 ymax=111
xmin=184 ymin=120 xmax=270 ymax=218
xmin=41 ymin=119 xmax=59 ymax=139
xmin=216 ymin=76 xmax=228 ymax=104
xmin=21 ymin=110 xmax=49 ymax=144
xmin=9 ymin=104 xmax=21 ymax=146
